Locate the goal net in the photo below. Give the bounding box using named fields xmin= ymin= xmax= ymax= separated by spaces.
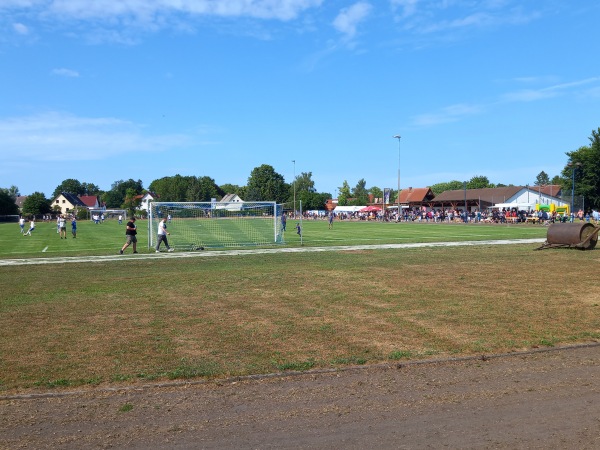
xmin=148 ymin=201 xmax=285 ymax=250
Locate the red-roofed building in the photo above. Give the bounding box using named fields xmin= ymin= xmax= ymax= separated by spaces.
xmin=398 ymin=187 xmax=436 ymax=207
xmin=79 ymin=195 xmax=100 ymax=209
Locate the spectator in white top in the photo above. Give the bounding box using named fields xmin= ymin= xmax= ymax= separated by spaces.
xmin=155 ymin=218 xmax=174 ymax=253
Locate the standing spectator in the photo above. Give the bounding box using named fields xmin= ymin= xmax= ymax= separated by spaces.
xmin=24 ymin=218 xmax=35 ymax=236
xmin=71 ymin=216 xmax=77 ymax=238
xmin=155 ymin=218 xmax=174 ymax=253
xmin=328 ymin=213 xmax=334 ymax=229
xmin=19 ymin=216 xmax=25 ymax=234
xmin=59 ymin=215 xmax=67 ymax=239
xmin=119 ymin=217 xmax=138 ymax=254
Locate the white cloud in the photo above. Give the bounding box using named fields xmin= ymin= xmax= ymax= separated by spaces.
xmin=51 ymin=68 xmax=80 ymax=77
xmin=0 ymin=112 xmax=191 ymax=161
xmin=502 ymin=77 xmax=600 ymax=103
xmin=390 ymin=0 xmax=420 ymax=18
xmin=501 ymin=89 xmax=556 ymax=103
xmin=333 ymin=2 xmax=372 ymax=38
xmin=410 ymin=76 xmax=600 ymax=128
xmin=0 ymin=0 xmax=325 ymax=43
xmin=6 ymin=0 xmax=324 ymax=22
xmin=393 ymin=0 xmax=541 ymax=36
xmin=411 ymin=103 xmax=483 ymax=127
xmin=13 ymin=22 xmax=29 ymax=34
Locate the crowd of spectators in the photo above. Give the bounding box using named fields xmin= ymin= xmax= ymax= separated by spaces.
xmin=303 ymin=207 xmax=599 ymax=225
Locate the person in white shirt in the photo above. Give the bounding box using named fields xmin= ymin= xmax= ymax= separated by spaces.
xmin=24 ymin=219 xmax=35 ymax=236
xmin=155 ymin=218 xmax=174 ymax=253
xmin=59 ymin=215 xmax=67 ymax=239
xmin=19 ymin=216 xmax=25 ymax=233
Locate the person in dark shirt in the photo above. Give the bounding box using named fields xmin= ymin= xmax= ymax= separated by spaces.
xmin=119 ymin=217 xmax=138 ymax=254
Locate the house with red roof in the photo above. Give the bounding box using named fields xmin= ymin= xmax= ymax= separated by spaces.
xmin=79 ymin=195 xmax=100 ymax=209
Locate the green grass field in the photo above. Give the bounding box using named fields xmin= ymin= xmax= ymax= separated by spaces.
xmin=1 ymin=217 xmax=548 ymax=258
xmin=1 ymin=219 xmax=598 ymax=393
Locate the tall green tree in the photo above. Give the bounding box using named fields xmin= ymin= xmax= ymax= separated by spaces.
xmin=294 ymin=172 xmax=316 ymax=193
xmin=104 ymin=179 xmax=144 ymax=208
xmin=52 ymin=179 xmax=82 ymax=198
xmin=306 ymin=192 xmax=331 ymax=210
xmin=219 ymin=183 xmax=242 ymax=197
xmin=0 ymin=185 xmax=20 ymax=201
xmin=22 ymin=192 xmax=51 ymax=217
xmin=351 ymin=178 xmax=369 ymax=205
xmin=246 ymin=164 xmax=288 ymax=202
xmin=430 ymin=181 xmax=465 ymax=195
xmin=149 ymin=175 xmax=187 ymax=202
xmin=337 ymin=180 xmax=351 ymax=206
xmin=467 ymin=175 xmax=494 ymax=190
xmin=122 ymin=188 xmax=142 ymax=217
xmin=534 ymin=171 xmax=550 ymax=186
xmin=288 ymin=172 xmax=317 ymax=209
xmin=0 ymin=191 xmax=19 ymax=215
xmin=52 ymin=179 xmax=101 ymax=199
xmin=150 ymin=175 xmax=223 ymax=202
xmin=563 ymin=127 xmax=600 ymax=209
xmin=81 ymin=182 xmax=101 ymax=196
xmin=369 ymin=186 xmax=383 ymax=200
xmin=187 ymin=176 xmax=223 ymax=201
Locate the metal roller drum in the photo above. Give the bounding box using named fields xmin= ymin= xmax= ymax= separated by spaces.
xmin=545 ymin=222 xmax=599 ymax=250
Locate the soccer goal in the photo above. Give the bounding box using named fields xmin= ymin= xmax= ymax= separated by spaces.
xmin=89 ymin=209 xmax=127 ymax=221
xmin=148 ymin=201 xmax=285 ymax=250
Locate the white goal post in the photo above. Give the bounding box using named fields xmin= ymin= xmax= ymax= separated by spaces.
xmin=148 ymin=201 xmax=285 ymax=250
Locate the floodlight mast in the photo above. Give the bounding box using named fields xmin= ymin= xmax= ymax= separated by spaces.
xmin=292 ymin=160 xmax=296 ymax=218
xmin=393 ymin=135 xmax=401 ymax=220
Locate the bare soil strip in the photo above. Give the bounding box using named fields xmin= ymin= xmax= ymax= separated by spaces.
xmin=1 ymin=343 xmax=598 ymax=449
xmin=0 ymin=238 xmax=545 ymax=266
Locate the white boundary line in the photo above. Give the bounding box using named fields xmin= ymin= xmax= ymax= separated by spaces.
xmin=0 ymin=238 xmax=545 ymax=267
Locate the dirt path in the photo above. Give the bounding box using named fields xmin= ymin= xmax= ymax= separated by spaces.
xmin=2 ymin=344 xmax=599 ymax=449
xmin=0 ymin=238 xmax=545 ymax=266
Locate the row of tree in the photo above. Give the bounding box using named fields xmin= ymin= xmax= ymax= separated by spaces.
xmin=0 ymin=164 xmax=333 ymax=217
xmin=2 ymin=127 xmax=600 ymax=216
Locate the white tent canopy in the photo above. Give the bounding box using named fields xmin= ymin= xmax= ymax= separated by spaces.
xmin=492 ymin=202 xmax=536 ymax=211
xmin=333 ymin=206 xmax=365 ymax=213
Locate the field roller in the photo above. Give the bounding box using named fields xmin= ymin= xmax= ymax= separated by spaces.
xmin=537 ymin=222 xmax=600 ymax=250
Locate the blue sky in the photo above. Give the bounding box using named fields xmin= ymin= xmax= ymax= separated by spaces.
xmin=1 ymin=0 xmax=599 ymax=198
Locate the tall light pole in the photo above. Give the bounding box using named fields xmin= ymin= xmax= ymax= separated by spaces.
xmin=292 ymin=160 xmax=296 ymax=218
xmin=393 ymin=135 xmax=401 ymax=220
